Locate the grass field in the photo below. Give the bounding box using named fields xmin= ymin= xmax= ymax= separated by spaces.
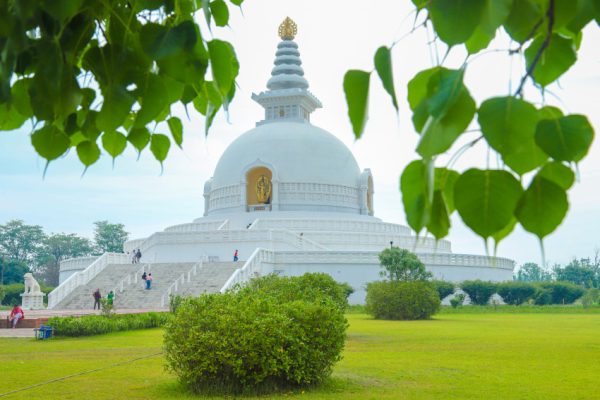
xmin=1 ymin=311 xmax=599 ymax=399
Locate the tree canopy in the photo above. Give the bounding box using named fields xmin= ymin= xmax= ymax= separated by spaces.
xmin=93 ymin=220 xmax=129 ymax=253
xmin=0 ymin=0 xmax=242 ymax=173
xmin=378 ymin=247 xmax=432 ymax=282
xmin=344 ymin=0 xmax=598 ymax=251
xmin=1 ymin=0 xmax=598 ymax=248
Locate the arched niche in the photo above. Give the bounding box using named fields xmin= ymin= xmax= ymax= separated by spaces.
xmin=246 ymin=166 xmax=273 ymax=210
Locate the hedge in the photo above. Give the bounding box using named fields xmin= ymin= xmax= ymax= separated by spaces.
xmin=365 ymin=281 xmax=440 ymax=320
xmin=460 ymin=280 xmax=497 ymax=305
xmin=48 ymin=312 xmax=170 ymax=336
xmin=432 ymin=280 xmax=455 ymax=300
xmin=534 ymin=282 xmax=585 ymax=305
xmin=497 ymin=282 xmax=537 ymax=305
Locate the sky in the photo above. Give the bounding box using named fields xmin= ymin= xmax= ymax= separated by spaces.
xmin=0 ymin=1 xmax=599 ymax=268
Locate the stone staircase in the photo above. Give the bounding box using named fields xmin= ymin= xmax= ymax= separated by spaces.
xmin=53 ymin=263 xmax=142 ymax=309
xmin=53 ymin=261 xmax=242 ymax=310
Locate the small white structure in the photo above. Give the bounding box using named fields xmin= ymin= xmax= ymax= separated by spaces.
xmin=21 ymin=273 xmax=45 ymax=310
xmin=54 ymin=18 xmax=514 ymax=307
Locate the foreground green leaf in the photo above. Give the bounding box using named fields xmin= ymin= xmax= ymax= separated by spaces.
xmin=374 ymin=46 xmax=398 ymax=111
xmin=535 ymin=115 xmax=594 ymax=162
xmin=454 ymin=169 xmax=523 ymax=238
xmin=515 ymin=176 xmax=569 ymax=239
xmin=343 ymin=70 xmax=371 ymax=139
xmin=31 ymin=125 xmax=70 ymax=161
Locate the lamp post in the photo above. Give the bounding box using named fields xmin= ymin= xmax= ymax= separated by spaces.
xmin=389 ymin=241 xmax=393 ymax=249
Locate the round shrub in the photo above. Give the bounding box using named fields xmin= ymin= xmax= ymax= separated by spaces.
xmin=497 ymin=281 xmax=537 ymax=305
xmin=460 ymin=280 xmax=497 ymax=305
xmin=432 ymin=280 xmax=455 ymax=300
xmin=365 ymin=281 xmax=440 ymax=320
xmin=164 ymin=278 xmax=347 ymax=394
xmin=241 ymin=273 xmax=349 ymax=310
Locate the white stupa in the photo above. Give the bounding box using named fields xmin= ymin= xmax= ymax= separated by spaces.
xmin=53 ymin=18 xmax=513 ymax=308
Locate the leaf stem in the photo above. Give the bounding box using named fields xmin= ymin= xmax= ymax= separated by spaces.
xmin=514 ymin=0 xmax=555 ymax=97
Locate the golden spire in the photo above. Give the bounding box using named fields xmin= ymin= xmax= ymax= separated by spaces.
xmin=278 ymin=17 xmax=297 ymax=40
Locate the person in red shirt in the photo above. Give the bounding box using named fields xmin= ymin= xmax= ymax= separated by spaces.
xmin=9 ymin=304 xmax=24 ymax=329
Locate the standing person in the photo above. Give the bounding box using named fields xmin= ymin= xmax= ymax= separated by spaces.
xmin=93 ymin=288 xmax=102 ymax=310
xmin=9 ymin=304 xmax=24 ymax=329
xmin=146 ymin=273 xmax=153 ymax=290
xmin=136 ymin=249 xmax=142 ymax=263
xmin=233 ymin=249 xmax=239 ymax=262
xmin=132 ymin=250 xmax=137 ymax=264
xmin=141 ymin=271 xmax=147 ymax=285
xmin=107 ymin=290 xmax=115 ymax=306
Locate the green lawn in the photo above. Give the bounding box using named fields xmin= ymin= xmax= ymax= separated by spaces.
xmin=1 ymin=311 xmax=599 ymax=399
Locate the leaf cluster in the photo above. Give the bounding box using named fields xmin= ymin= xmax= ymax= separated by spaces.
xmin=344 ymin=0 xmax=599 ymax=248
xmin=0 ymin=0 xmax=242 ymax=172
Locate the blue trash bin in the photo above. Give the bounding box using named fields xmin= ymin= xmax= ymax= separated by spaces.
xmin=38 ymin=325 xmax=53 ymax=339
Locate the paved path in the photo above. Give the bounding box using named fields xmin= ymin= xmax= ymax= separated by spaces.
xmin=0 ymin=308 xmax=168 ymax=338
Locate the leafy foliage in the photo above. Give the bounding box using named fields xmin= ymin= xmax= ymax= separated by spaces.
xmin=496 ymin=281 xmax=537 ymax=305
xmin=378 ymin=247 xmax=432 ymax=282
xmin=534 ymin=281 xmax=585 ymax=305
xmin=344 ymin=0 xmax=598 ymax=247
xmin=164 ymin=275 xmax=347 ymax=394
xmin=48 ymin=312 xmax=170 ymax=336
xmin=0 ymin=0 xmax=242 ymax=170
xmin=460 ymin=280 xmax=497 ymax=305
xmin=432 ymin=279 xmax=455 ymax=300
xmin=93 ymin=221 xmax=128 ymax=253
xmin=365 ymin=281 xmax=440 ymax=320
xmin=515 ymin=262 xmax=553 ymax=282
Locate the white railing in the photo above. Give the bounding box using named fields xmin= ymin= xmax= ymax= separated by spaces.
xmin=271 ymin=251 xmax=514 ymax=270
xmin=59 ymin=256 xmax=99 ymax=272
xmin=273 ymin=229 xmax=330 ymax=250
xmin=160 ymin=257 xmax=206 ymax=307
xmin=163 ymin=220 xmax=227 ymax=233
xmin=220 ymin=248 xmax=275 ymax=292
xmin=217 ymin=219 xmax=230 ymax=230
xmin=111 ymin=263 xmax=147 ymax=295
xmin=250 ymin=218 xmax=412 ymax=235
xmin=48 ymin=252 xmax=131 ymax=309
xmin=301 ymin=231 xmax=451 ymax=252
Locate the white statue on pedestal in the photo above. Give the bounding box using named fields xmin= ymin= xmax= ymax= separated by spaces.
xmin=21 ymin=273 xmax=45 ymax=310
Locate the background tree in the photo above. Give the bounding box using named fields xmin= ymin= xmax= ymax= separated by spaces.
xmin=344 ymin=0 xmax=599 ymax=254
xmin=0 ymin=257 xmax=29 ymax=285
xmin=0 ymin=0 xmax=242 ymax=172
xmin=515 ymin=262 xmax=553 ymax=282
xmin=0 ymin=220 xmax=46 ymax=265
xmin=554 ymin=258 xmax=599 ymax=288
xmin=378 ymin=247 xmax=432 ymax=281
xmin=93 ymin=221 xmax=129 ymax=253
xmin=36 ymin=233 xmax=94 ymax=286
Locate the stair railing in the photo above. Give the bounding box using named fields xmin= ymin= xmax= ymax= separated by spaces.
xmin=220 ymin=248 xmax=274 ymax=293
xmin=48 ymin=252 xmax=130 ymax=309
xmin=160 ymin=257 xmax=206 ymax=307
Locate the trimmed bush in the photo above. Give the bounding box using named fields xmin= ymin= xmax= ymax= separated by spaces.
xmin=241 ymin=273 xmax=349 ymax=310
xmin=164 ymin=283 xmax=347 ymax=394
xmin=365 ymin=281 xmax=440 ymax=320
xmin=581 ymin=288 xmax=600 ymax=308
xmin=534 ymin=282 xmax=585 ymax=305
xmin=48 ymin=312 xmax=170 ymax=336
xmin=450 ymin=294 xmax=465 ymax=308
xmin=497 ymin=281 xmax=537 ymax=305
xmin=432 ymin=280 xmax=455 ymax=300
xmin=461 ymin=280 xmax=497 ymax=305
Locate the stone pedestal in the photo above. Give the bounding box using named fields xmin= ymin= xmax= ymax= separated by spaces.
xmin=21 ymin=292 xmax=45 ymax=310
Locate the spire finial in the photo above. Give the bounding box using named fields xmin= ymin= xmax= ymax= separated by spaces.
xmin=278 ymin=17 xmax=297 ymax=40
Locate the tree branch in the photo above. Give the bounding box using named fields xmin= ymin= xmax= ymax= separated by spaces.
xmin=514 ymin=0 xmax=555 ymax=97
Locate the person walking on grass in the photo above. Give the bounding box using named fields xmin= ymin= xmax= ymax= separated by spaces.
xmin=93 ymin=288 xmax=102 ymax=310
xmin=146 ymin=273 xmax=153 ymax=290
